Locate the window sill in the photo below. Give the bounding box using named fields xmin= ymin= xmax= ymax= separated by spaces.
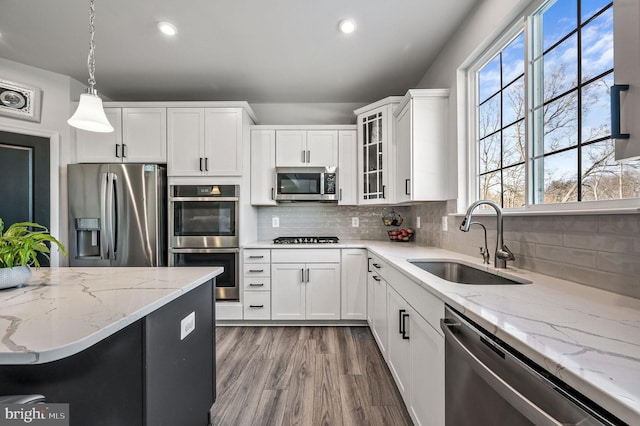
xmin=450 ymin=206 xmax=640 ymax=217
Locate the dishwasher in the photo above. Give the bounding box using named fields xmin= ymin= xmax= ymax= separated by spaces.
xmin=440 ymin=305 xmax=626 ymax=426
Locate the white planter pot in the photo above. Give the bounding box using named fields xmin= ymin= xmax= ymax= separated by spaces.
xmin=0 ymin=266 xmax=32 ymax=290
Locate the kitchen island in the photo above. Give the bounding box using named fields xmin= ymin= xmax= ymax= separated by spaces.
xmin=0 ymin=267 xmax=221 ymax=426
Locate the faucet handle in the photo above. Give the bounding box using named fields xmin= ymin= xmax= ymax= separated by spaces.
xmin=497 ymin=244 xmax=515 ymax=261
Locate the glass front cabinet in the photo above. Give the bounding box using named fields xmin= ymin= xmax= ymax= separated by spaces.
xmin=355 ymin=97 xmax=402 ymax=204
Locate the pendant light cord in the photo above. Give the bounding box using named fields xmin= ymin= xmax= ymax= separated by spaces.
xmin=87 ymin=0 xmax=97 ymax=92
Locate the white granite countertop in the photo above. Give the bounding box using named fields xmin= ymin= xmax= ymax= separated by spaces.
xmin=245 ymin=240 xmax=640 ymax=424
xmin=0 ymin=267 xmax=222 ymax=365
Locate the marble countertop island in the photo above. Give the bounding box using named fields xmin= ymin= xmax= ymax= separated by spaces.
xmin=246 ymin=240 xmax=640 ymax=424
xmin=0 ymin=267 xmax=222 ymax=365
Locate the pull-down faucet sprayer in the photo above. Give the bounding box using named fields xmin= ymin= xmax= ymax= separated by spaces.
xmin=460 ymin=199 xmax=514 ymax=268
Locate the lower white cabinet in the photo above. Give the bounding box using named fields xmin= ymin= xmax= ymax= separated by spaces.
xmin=341 ymin=249 xmax=367 ymax=320
xmin=271 ymin=258 xmax=341 ymax=321
xmin=243 ymin=249 xmax=271 ymax=320
xmin=387 ymin=286 xmax=412 ymax=396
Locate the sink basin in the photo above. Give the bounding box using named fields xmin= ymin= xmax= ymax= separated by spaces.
xmin=408 ymin=260 xmax=529 ymax=285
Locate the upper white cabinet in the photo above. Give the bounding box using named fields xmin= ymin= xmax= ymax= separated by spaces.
xmin=167 ymin=107 xmax=243 ymax=176
xmin=394 ymin=89 xmax=450 ymax=202
xmin=250 ymin=129 xmax=277 ymax=206
xmin=75 ymin=107 xmax=166 ymax=163
xmin=338 ymin=130 xmax=358 ymax=205
xmin=355 ymin=97 xmax=402 ymax=204
xmin=275 ymin=130 xmax=338 ymax=167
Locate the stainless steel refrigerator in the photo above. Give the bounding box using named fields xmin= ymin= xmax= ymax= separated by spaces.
xmin=68 ymin=163 xmax=167 ymax=267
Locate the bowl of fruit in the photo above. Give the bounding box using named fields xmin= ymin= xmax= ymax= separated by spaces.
xmin=388 ymin=228 xmax=414 ymax=242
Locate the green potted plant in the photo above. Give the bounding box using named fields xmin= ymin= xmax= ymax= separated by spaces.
xmin=0 ymin=218 xmax=66 ymax=289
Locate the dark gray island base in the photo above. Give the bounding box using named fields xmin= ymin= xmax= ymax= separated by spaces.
xmin=0 ymin=278 xmax=216 ymax=426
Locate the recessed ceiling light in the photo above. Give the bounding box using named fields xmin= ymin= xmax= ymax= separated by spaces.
xmin=338 ymin=19 xmax=356 ymax=34
xmin=157 ymin=21 xmax=177 ymax=36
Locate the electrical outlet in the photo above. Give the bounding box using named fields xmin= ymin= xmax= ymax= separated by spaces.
xmin=416 ymin=216 xmax=421 ymax=229
xmin=441 ymin=216 xmax=448 ymax=231
xmin=352 ymin=217 xmax=359 ymax=227
xmin=272 ymin=216 xmax=280 ymax=228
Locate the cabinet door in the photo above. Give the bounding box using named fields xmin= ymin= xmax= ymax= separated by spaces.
xmin=409 ymin=308 xmax=444 ymax=426
xmin=275 ymin=130 xmax=307 ymax=166
xmin=271 ymin=263 xmax=306 ymax=320
xmin=386 ymin=286 xmax=411 ymax=399
xmin=250 ymin=130 xmax=277 ymax=205
xmin=306 ymin=130 xmax=338 ymax=167
xmin=338 ymin=130 xmax=358 ymax=205
xmin=394 ymin=103 xmax=412 ymax=204
xmin=371 ymin=272 xmax=388 ymax=357
xmin=167 ymin=108 xmax=205 ymax=176
xmin=366 ymin=271 xmax=374 ymax=327
xmin=341 ymin=249 xmax=367 ymax=320
xmin=204 ymin=108 xmax=242 ymax=175
xmin=358 ymin=107 xmax=387 ymax=204
xmin=122 ymin=108 xmax=167 ymax=163
xmin=305 ymin=263 xmax=341 ymax=320
xmin=74 ymin=108 xmax=122 ymax=163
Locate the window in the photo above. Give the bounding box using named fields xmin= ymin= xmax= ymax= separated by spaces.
xmin=472 ymin=0 xmax=640 ymax=209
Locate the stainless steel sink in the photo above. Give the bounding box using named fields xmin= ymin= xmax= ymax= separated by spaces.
xmin=408 ymin=260 xmax=529 ymax=285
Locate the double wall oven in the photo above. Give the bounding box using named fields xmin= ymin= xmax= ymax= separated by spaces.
xmin=169 ymin=185 xmax=239 ymax=301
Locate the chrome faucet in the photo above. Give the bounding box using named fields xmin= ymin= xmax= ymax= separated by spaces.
xmin=460 ymin=200 xmax=514 ymax=268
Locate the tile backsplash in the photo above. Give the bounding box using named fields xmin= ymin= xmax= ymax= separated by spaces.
xmin=256 ymin=202 xmax=639 ymax=299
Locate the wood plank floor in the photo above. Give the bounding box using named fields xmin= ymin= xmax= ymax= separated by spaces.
xmin=211 ymin=326 xmax=413 ymax=426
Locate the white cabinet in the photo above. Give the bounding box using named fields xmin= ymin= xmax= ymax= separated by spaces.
xmin=243 ymin=249 xmax=271 ymax=320
xmin=250 ymin=129 xmax=277 ymax=205
xmin=275 ymin=130 xmax=338 ymax=167
xmin=167 ymin=108 xmax=243 ymax=176
xmin=340 ymin=249 xmax=367 ymax=320
xmin=387 ymin=285 xmax=412 ymax=397
xmin=394 ymin=89 xmax=450 ymax=202
xmin=271 ymin=249 xmax=341 ymax=320
xmin=338 ymin=130 xmax=358 ymax=205
xmin=355 ymin=97 xmax=402 ymax=204
xmin=367 ymin=253 xmax=389 ymax=358
xmin=75 ymin=107 xmax=166 ymax=163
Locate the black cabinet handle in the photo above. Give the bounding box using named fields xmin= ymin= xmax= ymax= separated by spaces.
xmin=249 ymin=255 xmax=264 ymax=259
xmin=199 ymin=157 xmax=203 ymax=172
xmin=399 ymin=309 xmax=406 ymax=335
xmin=249 ymin=269 xmax=264 ymax=273
xmin=401 ymin=312 xmax=410 ymax=340
xmin=405 ymin=179 xmax=410 ymax=195
xmin=205 ymin=157 xmax=209 ymax=172
xmin=382 ymin=185 xmax=386 ymax=199
xmin=372 ymin=263 xmax=381 ymax=269
xmin=249 ymin=305 xmax=264 ymax=308
xmin=249 ymin=283 xmax=264 ymax=287
xmin=122 ymin=143 xmax=127 ymax=158
xmin=115 ymin=144 xmax=120 ymax=158
xmin=372 ymin=275 xmax=381 ymax=282
xmin=367 ymin=257 xmax=372 ymax=273
xmin=271 ymin=187 xmax=274 ymax=200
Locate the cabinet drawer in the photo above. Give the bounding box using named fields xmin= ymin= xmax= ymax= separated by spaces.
xmin=243 ymin=249 xmax=271 ymax=263
xmin=243 ymin=292 xmax=271 ymax=320
xmin=272 ymin=249 xmax=340 ymax=263
xmin=244 ymin=277 xmax=271 ymax=291
xmin=243 ymin=264 xmax=270 ymax=277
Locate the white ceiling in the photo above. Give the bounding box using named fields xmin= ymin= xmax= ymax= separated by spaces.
xmin=0 ymin=0 xmax=477 ymax=103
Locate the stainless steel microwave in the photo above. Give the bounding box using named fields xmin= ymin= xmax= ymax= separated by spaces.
xmin=275 ymin=167 xmax=338 ymax=202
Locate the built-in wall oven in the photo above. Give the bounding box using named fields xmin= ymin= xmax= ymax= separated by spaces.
xmin=169 ymin=184 xmax=239 ymax=301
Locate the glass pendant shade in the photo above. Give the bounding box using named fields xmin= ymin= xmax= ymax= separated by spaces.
xmin=68 ymin=91 xmax=114 ymax=133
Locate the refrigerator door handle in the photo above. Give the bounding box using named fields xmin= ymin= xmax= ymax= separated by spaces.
xmin=100 ymin=172 xmax=110 ymax=259
xmin=109 ymin=172 xmax=119 ymax=260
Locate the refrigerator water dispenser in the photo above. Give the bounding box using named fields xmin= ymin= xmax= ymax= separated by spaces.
xmin=75 ymin=218 xmax=101 ymax=258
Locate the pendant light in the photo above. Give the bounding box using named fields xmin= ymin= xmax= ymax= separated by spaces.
xmin=68 ymin=0 xmax=114 ymax=133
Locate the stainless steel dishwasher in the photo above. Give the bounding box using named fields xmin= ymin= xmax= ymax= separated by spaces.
xmin=440 ymin=305 xmax=625 ymax=426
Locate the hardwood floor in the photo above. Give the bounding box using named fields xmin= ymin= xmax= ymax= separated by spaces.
xmin=211 ymin=326 xmax=413 ymax=426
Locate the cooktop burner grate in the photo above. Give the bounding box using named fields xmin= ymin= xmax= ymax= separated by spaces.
xmin=273 ymin=236 xmax=340 ymax=244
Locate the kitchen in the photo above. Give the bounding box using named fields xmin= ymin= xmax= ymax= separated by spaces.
xmin=1 ymin=0 xmax=639 ymax=425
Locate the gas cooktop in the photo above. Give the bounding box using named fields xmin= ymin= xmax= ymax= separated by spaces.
xmin=273 ymin=236 xmax=340 ymax=244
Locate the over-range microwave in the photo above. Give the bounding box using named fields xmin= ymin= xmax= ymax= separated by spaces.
xmin=275 ymin=167 xmax=338 ymax=202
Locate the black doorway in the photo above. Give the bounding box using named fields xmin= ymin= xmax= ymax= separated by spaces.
xmin=0 ymin=131 xmax=51 ymax=265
